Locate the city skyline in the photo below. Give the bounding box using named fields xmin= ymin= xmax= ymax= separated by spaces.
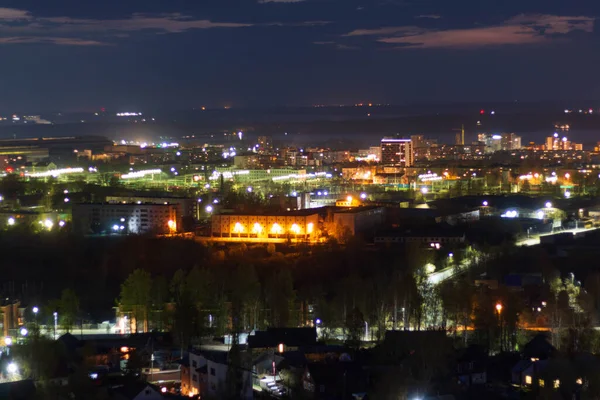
xmin=0 ymin=1 xmax=599 ymax=111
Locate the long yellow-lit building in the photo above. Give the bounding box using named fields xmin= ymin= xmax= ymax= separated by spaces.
xmin=211 ymin=210 xmax=319 ymax=241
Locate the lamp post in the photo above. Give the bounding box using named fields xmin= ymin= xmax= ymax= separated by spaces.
xmin=32 ymin=307 xmax=38 ymax=332
xmin=53 ymin=312 xmax=58 ymax=340
xmin=495 ymin=303 xmax=503 ymax=352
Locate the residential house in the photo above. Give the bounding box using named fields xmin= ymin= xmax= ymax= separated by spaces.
xmin=112 ymin=383 xmax=164 ymax=400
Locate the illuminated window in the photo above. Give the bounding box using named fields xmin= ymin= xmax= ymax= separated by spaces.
xmin=271 ymin=223 xmax=283 ymax=235
xmin=252 ymin=223 xmax=263 ymax=234
xmin=553 ymin=379 xmax=560 ymax=389
xmin=525 ymin=376 xmax=532 ymax=385
xmin=233 ymin=222 xmax=244 ymax=233
xmin=576 ymin=378 xmax=583 ymax=385
xmin=539 ymin=379 xmax=544 ymax=388
xmin=290 ymin=223 xmax=301 ymax=235
xmin=307 ymin=222 xmax=314 ymax=234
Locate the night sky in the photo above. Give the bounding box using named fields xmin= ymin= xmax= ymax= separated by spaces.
xmin=0 ymin=0 xmax=599 ymax=111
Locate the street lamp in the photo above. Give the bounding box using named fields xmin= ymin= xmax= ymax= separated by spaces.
xmin=20 ymin=328 xmax=27 ymax=337
xmin=496 ymin=303 xmax=503 ymax=352
xmin=7 ymin=362 xmax=17 ymax=374
xmin=53 ymin=312 xmax=58 ymax=340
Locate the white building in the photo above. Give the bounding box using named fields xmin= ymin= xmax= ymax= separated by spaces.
xmin=72 ymin=203 xmax=178 ymax=235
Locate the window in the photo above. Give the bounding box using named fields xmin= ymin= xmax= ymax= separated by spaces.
xmin=539 ymin=379 xmax=545 ymax=388
xmin=210 ymin=368 xmax=215 ymax=376
xmin=192 ymin=360 xmax=197 ymax=368
xmin=525 ymin=375 xmax=532 ymax=385
xmin=553 ymin=379 xmax=560 ymax=389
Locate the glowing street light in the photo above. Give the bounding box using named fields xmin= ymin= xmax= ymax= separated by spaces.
xmin=360 ymin=193 xmax=367 ymax=199
xmin=43 ymin=219 xmax=53 ymax=229
xmin=167 ymin=220 xmax=176 ymax=231
xmin=4 ymin=337 xmax=12 ymax=346
xmin=495 ymin=303 xmax=503 ymax=313
xmin=545 ymin=201 xmax=552 ymax=208
xmin=482 ymin=201 xmax=488 ymax=206
xmin=32 ymin=306 xmax=38 ymax=314
xmin=7 ymin=217 xmax=14 ymax=226
xmin=205 ymin=205 xmax=213 ymax=213
xmin=7 ymin=362 xmax=17 ymax=374
xmin=564 ymin=191 xmax=571 ymax=199
xmin=58 ymin=220 xmax=65 ymax=227
xmin=20 ymin=328 xmax=27 ymax=336
xmin=421 ymin=187 xmax=428 ymax=194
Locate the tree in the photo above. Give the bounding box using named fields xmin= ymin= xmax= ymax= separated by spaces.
xmin=265 ymin=269 xmax=296 ymax=327
xmin=57 ymin=289 xmax=80 ymax=333
xmin=119 ymin=269 xmax=153 ymax=333
xmin=345 ymin=307 xmax=365 ymax=349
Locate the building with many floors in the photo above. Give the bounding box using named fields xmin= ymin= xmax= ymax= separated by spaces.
xmin=380 ymin=138 xmax=413 ymax=167
xmin=72 ymin=203 xmax=179 ymax=235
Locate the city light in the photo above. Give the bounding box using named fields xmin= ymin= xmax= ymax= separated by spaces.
xmin=545 ymin=201 xmax=552 ymax=208
xmin=6 ymin=363 xmax=17 ymax=374
xmin=7 ymin=217 xmax=14 ymax=226
xmin=291 ymin=224 xmax=301 ymax=235
xmin=565 ymin=191 xmax=571 ymax=199
xmin=482 ymin=201 xmax=488 ymax=206
xmin=421 ymin=187 xmax=428 ymax=194
xmin=537 ymin=211 xmax=544 ymax=219
xmin=233 ymin=222 xmax=244 ymax=233
xmin=167 ymin=220 xmax=176 ymax=231
xmin=121 ymin=169 xmax=162 ymax=179
xmin=346 ymin=195 xmax=353 ymax=203
xmin=26 ymin=167 xmax=84 ymax=178
xmin=112 ymin=225 xmax=119 ymax=231
xmin=247 ymin=187 xmax=253 ymax=193
xmin=252 ymin=223 xmax=263 ymax=234
xmin=32 ymin=306 xmax=38 ymax=314
xmin=20 ymin=328 xmax=27 ymax=336
xmin=501 ymin=210 xmax=518 ymax=218
xmin=44 ymin=219 xmax=53 ymax=229
xmin=360 ymin=193 xmax=367 ymax=199
xmin=271 ymin=223 xmax=283 ymax=235
xmin=4 ymin=337 xmax=12 ymax=346
xmin=64 ymin=198 xmax=69 ymax=203
xmin=496 ymin=303 xmax=503 ymax=312
xmin=205 ymin=205 xmax=213 ymax=213
xmin=307 ymin=222 xmax=314 ymax=234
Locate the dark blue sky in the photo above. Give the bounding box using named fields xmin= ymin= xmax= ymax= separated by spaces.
xmin=0 ymin=0 xmax=598 ymax=111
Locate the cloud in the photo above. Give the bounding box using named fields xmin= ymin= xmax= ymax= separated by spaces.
xmin=0 ymin=36 xmax=108 ymax=46
xmin=415 ymin=15 xmax=441 ymax=19
xmin=313 ymin=41 xmax=358 ymax=50
xmin=0 ymin=8 xmax=31 ymax=20
xmin=371 ymin=14 xmax=595 ymax=49
xmin=345 ymin=26 xmax=425 ymax=36
xmin=0 ymin=9 xmax=255 ymax=45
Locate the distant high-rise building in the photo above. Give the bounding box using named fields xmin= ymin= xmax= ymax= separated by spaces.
xmin=478 ymin=133 xmax=521 ymax=153
xmin=380 ymin=138 xmax=413 ymax=166
xmin=410 ymin=134 xmax=437 ymax=160
xmin=257 ymin=136 xmax=273 ymax=153
xmin=545 ymin=133 xmax=581 ymax=150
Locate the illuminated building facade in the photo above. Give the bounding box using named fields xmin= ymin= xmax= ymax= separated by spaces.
xmin=211 ymin=210 xmax=319 ymax=241
xmin=72 ymin=203 xmax=178 ymax=235
xmin=380 ymin=138 xmax=413 ymax=167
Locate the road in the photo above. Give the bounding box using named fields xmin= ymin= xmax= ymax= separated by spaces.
xmin=516 ymin=226 xmax=600 ymax=247
xmin=429 ymin=226 xmax=600 ymax=286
